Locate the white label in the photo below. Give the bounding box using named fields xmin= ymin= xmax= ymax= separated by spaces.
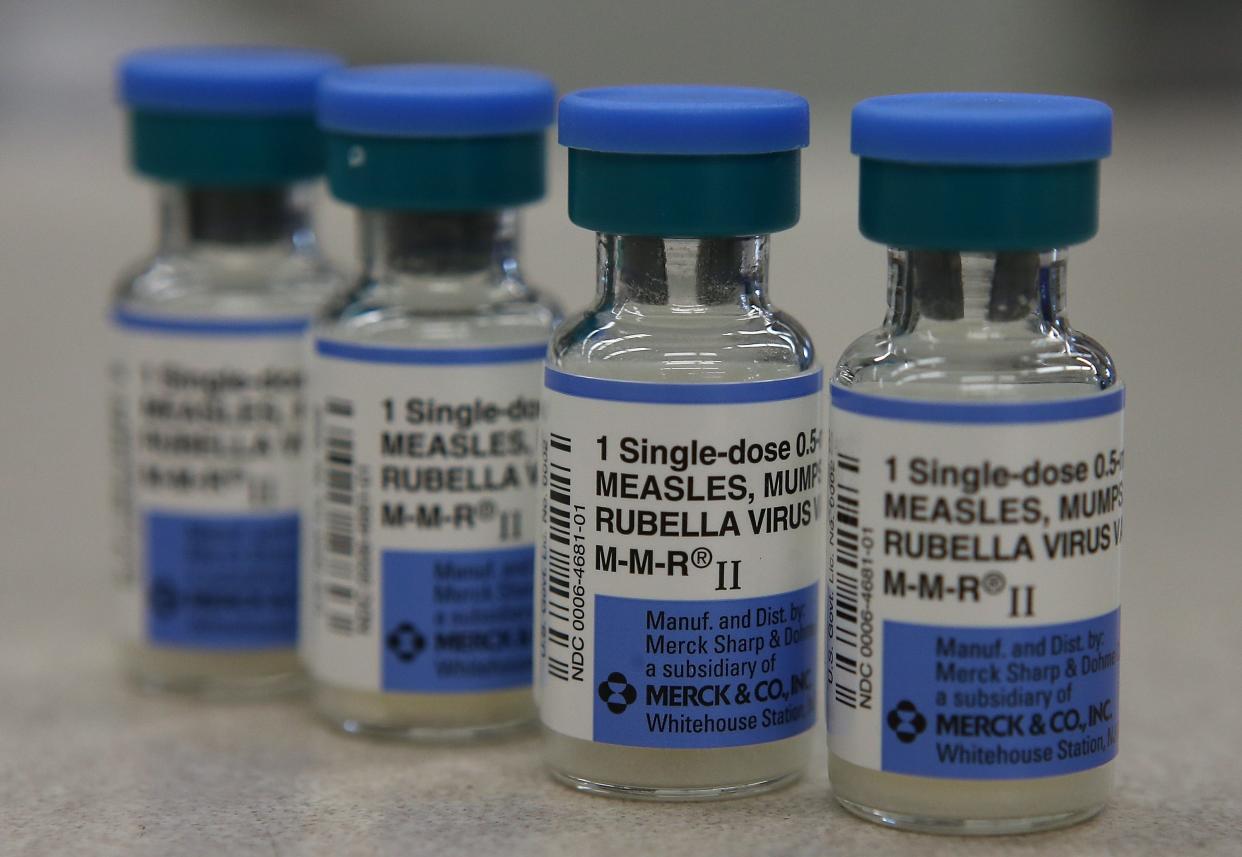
xmin=827 ymin=385 xmax=1123 ymax=780
xmin=305 ymin=338 xmax=545 ymax=694
xmin=110 ymin=311 xmax=309 ymax=649
xmin=538 ymin=368 xmax=824 ymax=749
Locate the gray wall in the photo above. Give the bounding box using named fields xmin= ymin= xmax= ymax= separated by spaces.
xmin=4 ymin=0 xmax=1242 ymax=128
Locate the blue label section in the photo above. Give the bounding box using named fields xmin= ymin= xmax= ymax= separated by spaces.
xmin=546 ymin=367 xmax=823 ymax=405
xmin=831 ymin=384 xmax=1124 ymax=424
xmin=113 ymin=308 xmax=310 ymax=337
xmin=592 ymin=583 xmax=818 ymax=748
xmin=881 ymin=609 xmax=1119 ymax=779
xmin=317 ymin=338 xmax=546 ymax=365
xmin=145 ymin=512 xmax=298 ymax=648
xmin=380 ymin=545 xmax=535 ymax=692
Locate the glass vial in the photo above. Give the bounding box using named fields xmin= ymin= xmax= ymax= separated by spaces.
xmin=305 ymin=66 xmax=558 ymax=739
xmin=827 ymin=94 xmax=1122 ymax=833
xmin=540 ymin=86 xmax=821 ymax=799
xmin=111 ymin=47 xmax=344 ymax=695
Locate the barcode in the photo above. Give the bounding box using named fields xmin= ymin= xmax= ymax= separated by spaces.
xmin=108 ymin=376 xmax=135 ymax=588
xmin=543 ymin=432 xmax=576 ymax=683
xmin=831 ymin=451 xmax=863 ymax=709
xmin=322 ymin=397 xmax=357 ymax=635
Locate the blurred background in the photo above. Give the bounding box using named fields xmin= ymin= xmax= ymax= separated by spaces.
xmin=1 ymin=1 xmax=1240 ymax=851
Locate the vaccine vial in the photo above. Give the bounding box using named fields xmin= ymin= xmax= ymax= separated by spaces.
xmin=826 ymin=94 xmax=1122 ymax=833
xmin=111 ymin=47 xmax=344 ymax=694
xmin=539 ymin=86 xmax=821 ymax=799
xmin=305 ymin=66 xmax=558 ymax=739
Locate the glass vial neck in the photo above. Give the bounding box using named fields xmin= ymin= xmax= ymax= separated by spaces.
xmin=885 ymin=249 xmax=1069 ymax=334
xmin=358 ymin=209 xmax=522 ymax=297
xmin=156 ymin=183 xmax=317 ymax=253
xmin=598 ymin=234 xmax=770 ymax=315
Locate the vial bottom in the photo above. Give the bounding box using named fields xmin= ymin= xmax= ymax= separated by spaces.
xmin=314 ymin=683 xmax=535 ymax=742
xmin=543 ymin=727 xmax=810 ymax=801
xmin=121 ymin=642 xmax=303 ymax=699
xmin=828 ymin=752 xmax=1112 ymax=835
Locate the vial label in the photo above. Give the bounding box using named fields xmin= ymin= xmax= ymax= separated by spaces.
xmin=827 ymin=385 xmax=1124 ymax=779
xmin=306 ymin=339 xmax=545 ymax=694
xmin=110 ymin=310 xmax=310 ymax=648
xmin=538 ymin=369 xmax=824 ymax=749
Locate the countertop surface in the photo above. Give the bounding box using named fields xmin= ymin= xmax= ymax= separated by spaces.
xmin=2 ymin=100 xmax=1241 ymax=856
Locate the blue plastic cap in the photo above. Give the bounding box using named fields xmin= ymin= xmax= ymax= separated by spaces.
xmin=559 ymin=85 xmax=810 ymax=155
xmin=852 ymin=93 xmax=1112 ymax=166
xmin=316 ymin=65 xmax=556 ymax=138
xmin=118 ymin=46 xmax=343 ymax=115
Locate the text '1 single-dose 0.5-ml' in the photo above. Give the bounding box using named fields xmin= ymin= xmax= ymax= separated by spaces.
xmin=304 ymin=65 xmax=559 ymax=739
xmin=538 ymin=85 xmax=823 ymax=799
xmin=826 ymin=93 xmax=1122 ymax=834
